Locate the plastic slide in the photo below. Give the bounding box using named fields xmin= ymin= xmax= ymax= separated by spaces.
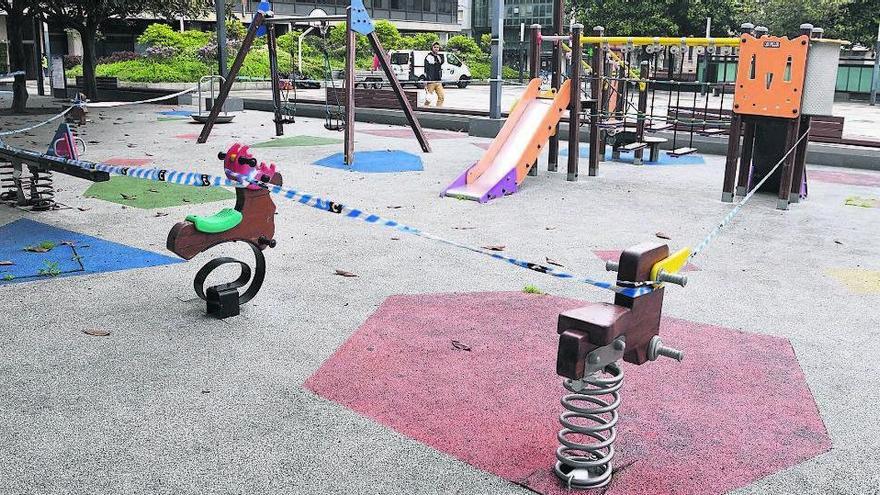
xmin=443 ymin=78 xmax=571 ymax=203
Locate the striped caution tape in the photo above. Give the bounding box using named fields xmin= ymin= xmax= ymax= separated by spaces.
xmin=0 ymin=107 xmax=73 ymax=136
xmin=0 ymin=142 xmax=654 ymax=298
xmin=689 ymin=127 xmax=811 ymax=260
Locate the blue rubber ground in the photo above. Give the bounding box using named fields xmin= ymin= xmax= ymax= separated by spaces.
xmin=0 ymin=219 xmax=182 ymax=285
xmin=561 ymin=143 xmax=705 ymax=165
xmin=157 ymin=110 xmax=195 ymax=117
xmin=314 ymin=150 xmax=424 ymax=173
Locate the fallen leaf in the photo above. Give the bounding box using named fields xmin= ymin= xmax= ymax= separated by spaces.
xmin=182 ymin=198 xmax=191 ymax=203
xmin=546 ymin=257 xmax=564 ymax=267
xmin=77 ymin=207 xmax=91 ymax=212
xmin=148 ymin=188 xmax=159 ymax=193
xmin=0 ymin=261 xmax=13 ymax=266
xmin=655 ymin=231 xmax=671 ymax=240
xmin=545 ymin=226 xmax=556 ymax=230
xmin=482 ymin=245 xmax=505 ymax=251
xmin=452 ymin=226 xmax=475 ymax=230
xmin=120 ymin=193 xmax=137 ymax=200
xmin=451 ymin=340 xmax=471 ymax=351
xmin=24 ymin=246 xmax=50 ymax=253
xmin=145 ymin=152 xmax=154 ymax=157
xmin=82 ymin=329 xmax=111 ymax=337
xmin=390 ymin=237 xmax=400 ymax=240
xmin=154 ymin=212 xmax=169 ymax=217
xmin=834 ymin=240 xmax=843 ymax=245
xmin=335 ymin=269 xmax=357 ymax=277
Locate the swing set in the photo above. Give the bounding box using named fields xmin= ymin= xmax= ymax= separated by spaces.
xmin=197 ymin=0 xmax=431 ymax=166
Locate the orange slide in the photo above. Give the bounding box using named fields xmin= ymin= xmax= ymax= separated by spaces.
xmin=443 ymin=78 xmax=571 ymax=203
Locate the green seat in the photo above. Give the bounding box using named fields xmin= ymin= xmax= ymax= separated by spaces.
xmin=186 ymin=208 xmax=242 ymax=234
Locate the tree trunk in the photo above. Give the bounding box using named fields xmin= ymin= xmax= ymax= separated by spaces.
xmin=79 ymin=25 xmax=99 ymax=101
xmin=7 ymin=12 xmax=29 ymax=113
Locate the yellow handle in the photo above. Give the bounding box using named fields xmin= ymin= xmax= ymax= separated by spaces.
xmin=650 ymin=247 xmax=692 ymax=282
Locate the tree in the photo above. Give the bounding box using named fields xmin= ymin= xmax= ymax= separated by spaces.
xmin=830 ymin=0 xmax=879 ymax=46
xmin=41 ymin=0 xmax=211 ymax=100
xmin=0 ymin=0 xmax=39 ymax=112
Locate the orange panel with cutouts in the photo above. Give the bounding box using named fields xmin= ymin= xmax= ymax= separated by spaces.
xmin=733 ymin=34 xmax=809 ymax=119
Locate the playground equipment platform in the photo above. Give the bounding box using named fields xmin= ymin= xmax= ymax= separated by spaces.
xmin=443 ymin=79 xmax=571 ymax=202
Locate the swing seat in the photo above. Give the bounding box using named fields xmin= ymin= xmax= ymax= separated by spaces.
xmin=668 ymin=147 xmax=698 ymax=157
xmin=622 ymin=142 xmax=648 ymax=152
xmin=699 ymin=128 xmax=726 ymax=136
xmin=186 ymin=208 xmax=243 ymax=234
xmin=647 ymin=122 xmax=673 ymax=131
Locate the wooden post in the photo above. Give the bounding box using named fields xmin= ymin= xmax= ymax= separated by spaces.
xmin=567 ymin=24 xmax=583 ymax=181
xmin=198 ymin=12 xmax=265 ymax=144
xmin=736 ymin=119 xmax=756 ymax=195
xmin=547 ymin=0 xmax=564 ymax=172
xmin=528 ymin=24 xmax=541 ymax=176
xmin=790 ymin=115 xmax=811 ymax=201
xmin=634 ymin=61 xmax=648 ymax=165
xmin=721 ymin=112 xmax=742 ymax=202
xmin=267 ymin=23 xmax=284 ymax=137
xmin=589 ymin=26 xmax=604 ymax=177
xmin=367 ymin=32 xmax=431 ymax=153
xmin=776 ymin=117 xmax=800 ymax=210
xmin=344 ymin=7 xmax=356 ymax=166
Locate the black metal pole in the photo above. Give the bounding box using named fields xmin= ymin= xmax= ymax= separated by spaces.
xmin=546 ymin=0 xmax=563 ymax=172
xmin=267 ymin=23 xmax=284 ymax=136
xmin=589 ymin=26 xmax=604 ymax=177
xmin=216 ymin=0 xmax=228 ymax=77
xmin=567 ymin=24 xmax=583 ymax=182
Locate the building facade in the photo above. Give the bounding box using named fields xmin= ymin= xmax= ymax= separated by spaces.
xmin=471 ymin=0 xmax=555 ymax=62
xmin=236 ymin=0 xmax=462 ymax=38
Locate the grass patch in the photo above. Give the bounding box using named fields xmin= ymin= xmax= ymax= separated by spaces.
xmin=84 ymin=175 xmax=234 ymax=209
xmin=252 ymin=135 xmax=344 ymax=148
xmin=37 ymin=260 xmax=62 ymax=277
xmin=522 ymin=284 xmax=545 ymax=295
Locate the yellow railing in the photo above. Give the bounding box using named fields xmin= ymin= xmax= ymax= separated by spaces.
xmin=579 ymin=36 xmax=742 ymax=47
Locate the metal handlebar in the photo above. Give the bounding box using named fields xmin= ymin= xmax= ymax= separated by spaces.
xmin=605 ymin=261 xmax=688 ymax=287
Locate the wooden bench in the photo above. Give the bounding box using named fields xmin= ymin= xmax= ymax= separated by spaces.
xmin=75 ymin=76 xmax=118 ymax=90
xmin=807 ymin=115 xmax=844 ymax=142
xmin=326 ymin=87 xmax=419 ymax=110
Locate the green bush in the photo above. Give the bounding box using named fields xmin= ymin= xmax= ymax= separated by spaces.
xmin=446 ymin=35 xmax=481 ymax=56
xmin=137 ymin=23 xmax=211 ymax=51
xmin=466 ymin=61 xmax=517 ymax=81
xmin=373 ymin=19 xmax=403 ymax=50
xmin=237 ymin=48 xmax=293 ymax=79
xmin=469 ymin=61 xmax=489 ymax=80
xmin=226 ymin=19 xmax=247 ymax=40
xmin=400 ymin=32 xmax=440 ymax=50
xmin=67 ymin=65 xmax=84 ymax=76
xmin=93 ymin=59 xmax=211 ymax=82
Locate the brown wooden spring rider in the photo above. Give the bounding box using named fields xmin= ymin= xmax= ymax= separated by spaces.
xmin=553 ymin=243 xmax=687 ymax=489
xmin=167 ymin=143 xmax=281 ymax=318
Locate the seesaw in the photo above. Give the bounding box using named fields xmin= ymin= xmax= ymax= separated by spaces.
xmin=166 ymin=143 xmax=281 ymax=318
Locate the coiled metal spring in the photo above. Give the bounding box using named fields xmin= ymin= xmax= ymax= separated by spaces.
xmin=0 ymin=161 xmax=15 ymax=202
xmin=28 ymin=169 xmax=55 ymax=211
xmin=555 ymin=362 xmax=624 ymax=489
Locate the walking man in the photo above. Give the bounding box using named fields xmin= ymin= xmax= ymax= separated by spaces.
xmin=423 ymin=42 xmax=445 ymax=107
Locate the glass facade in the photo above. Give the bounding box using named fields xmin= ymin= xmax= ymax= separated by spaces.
xmin=471 ymin=0 xmax=556 ymax=65
xmin=241 ymin=0 xmax=458 ymax=27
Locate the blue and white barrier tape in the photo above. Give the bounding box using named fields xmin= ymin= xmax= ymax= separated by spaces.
xmin=0 ymin=142 xmax=654 ymax=298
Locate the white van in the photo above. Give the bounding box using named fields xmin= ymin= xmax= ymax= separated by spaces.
xmin=389 ymin=50 xmax=472 ymax=88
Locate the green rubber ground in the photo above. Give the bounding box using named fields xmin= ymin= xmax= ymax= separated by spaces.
xmin=251 ymin=135 xmax=343 ymax=148
xmin=83 ymin=175 xmax=234 ymax=209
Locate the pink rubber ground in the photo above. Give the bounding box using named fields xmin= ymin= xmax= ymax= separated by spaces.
xmin=809 ymin=169 xmax=880 ymax=187
xmin=305 ymin=291 xmax=829 ymax=495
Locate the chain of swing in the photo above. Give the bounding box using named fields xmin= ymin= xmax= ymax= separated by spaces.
xmin=276 ymin=22 xmax=346 ymax=131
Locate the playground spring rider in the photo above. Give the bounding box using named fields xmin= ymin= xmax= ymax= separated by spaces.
xmin=166 ymin=143 xmax=281 ymax=318
xmin=1 ymin=123 xmax=90 ymax=211
xmin=554 ymin=243 xmax=687 ymax=489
